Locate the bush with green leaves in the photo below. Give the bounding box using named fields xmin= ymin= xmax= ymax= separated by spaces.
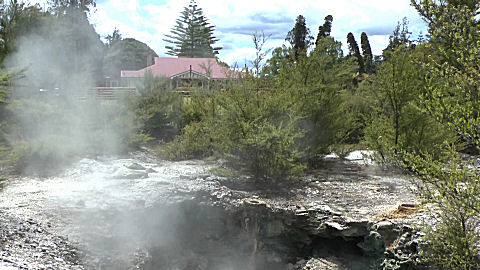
xmin=403 ymin=1 xmax=480 ymax=268
xmin=402 ymin=147 xmax=480 ymax=269
xmin=165 ymin=119 xmax=216 ymax=160
xmin=130 ymin=73 xmax=184 ymax=141
xmin=273 ymin=36 xmax=358 ymax=158
xmin=214 ymin=82 xmax=305 ymax=180
xmin=167 ymin=77 xmax=305 ymax=181
xmin=361 ymin=45 xmax=457 ymax=161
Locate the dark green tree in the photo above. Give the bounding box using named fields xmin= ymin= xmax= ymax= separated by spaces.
xmin=346 ymin=32 xmax=364 ymax=73
xmin=103 ymin=38 xmax=158 ymax=79
xmin=163 ymin=0 xmax=221 ymax=58
xmin=316 ymin=15 xmax=333 ymax=45
xmin=105 ymin=27 xmax=122 ymax=48
xmin=0 ymin=1 xmax=47 ymax=65
xmin=360 ymin=32 xmax=374 ymax=73
xmin=285 ymin=15 xmax=313 ymax=60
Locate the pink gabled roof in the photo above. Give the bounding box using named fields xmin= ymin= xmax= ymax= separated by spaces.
xmin=121 ymin=57 xmax=233 ymax=79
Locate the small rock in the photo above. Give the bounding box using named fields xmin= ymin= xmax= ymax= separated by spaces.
xmin=374 ymin=221 xmax=394 ymax=231
xmin=114 ymin=172 xmax=149 ymax=179
xmin=146 ymin=168 xmax=157 ymax=173
xmin=325 ymin=221 xmax=347 ymax=231
xmin=125 ymin=163 xmax=146 ymax=170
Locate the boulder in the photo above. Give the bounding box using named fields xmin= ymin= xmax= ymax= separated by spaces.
xmin=125 ymin=163 xmax=146 ymax=170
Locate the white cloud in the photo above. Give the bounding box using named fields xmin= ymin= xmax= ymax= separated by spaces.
xmin=368 ymin=35 xmax=390 ymax=55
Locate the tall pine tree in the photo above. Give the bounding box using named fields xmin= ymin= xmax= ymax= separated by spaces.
xmin=316 ymin=15 xmax=333 ymax=45
xmin=360 ymin=32 xmax=374 ymax=73
xmin=286 ymin=15 xmax=312 ymax=60
xmin=163 ymin=0 xmax=221 ymax=58
xmin=347 ymin=32 xmax=364 ymax=73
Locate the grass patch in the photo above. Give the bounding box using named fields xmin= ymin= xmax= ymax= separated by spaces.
xmin=208 ymin=166 xmax=241 ymax=179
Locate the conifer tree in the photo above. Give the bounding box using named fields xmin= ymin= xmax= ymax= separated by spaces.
xmin=163 ymin=0 xmax=221 ymax=58
xmin=286 ymin=15 xmax=313 ymax=60
xmin=346 ymin=32 xmax=364 ymax=73
xmin=384 ymin=17 xmax=411 ymax=53
xmin=360 ymin=32 xmax=374 ymax=73
xmin=316 ymin=15 xmax=333 ymax=45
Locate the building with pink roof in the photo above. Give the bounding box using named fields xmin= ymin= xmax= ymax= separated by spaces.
xmin=121 ymin=57 xmax=237 ymax=90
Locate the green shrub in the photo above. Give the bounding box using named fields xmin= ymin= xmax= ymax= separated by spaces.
xmin=226 ymin=116 xmax=305 ymax=180
xmin=361 ymin=46 xmax=458 ymax=161
xmin=130 ymin=79 xmax=184 ymax=141
xmin=166 ymin=120 xmax=217 ymax=160
xmin=402 ymin=148 xmax=480 ymax=270
xmin=167 ymin=79 xmax=306 ymax=181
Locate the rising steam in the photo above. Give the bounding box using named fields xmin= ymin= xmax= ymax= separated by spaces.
xmin=4 ymin=9 xmax=136 ymax=175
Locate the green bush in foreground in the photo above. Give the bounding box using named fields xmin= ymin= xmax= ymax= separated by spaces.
xmin=167 ymin=80 xmax=306 ymax=181
xmin=165 ymin=120 xmax=217 ymax=160
xmin=402 ymin=147 xmax=480 ymax=270
xmin=227 ymin=115 xmax=305 ymax=180
xmin=406 ymin=2 xmax=480 ymax=268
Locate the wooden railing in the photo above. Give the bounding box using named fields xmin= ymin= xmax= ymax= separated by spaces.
xmin=87 ymin=87 xmax=138 ymax=100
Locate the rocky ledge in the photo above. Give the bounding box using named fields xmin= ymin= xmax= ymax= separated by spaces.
xmin=168 ymin=161 xmax=425 ymax=269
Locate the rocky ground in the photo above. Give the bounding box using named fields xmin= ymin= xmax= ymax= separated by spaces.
xmin=0 ymin=212 xmax=84 ymax=270
xmin=0 ymin=150 xmax=426 ymax=269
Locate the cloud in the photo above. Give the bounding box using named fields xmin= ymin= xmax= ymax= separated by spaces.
xmin=217 ymin=23 xmax=290 ymax=40
xmin=358 ymin=25 xmax=396 ymax=36
xmin=367 ymin=35 xmax=390 ymax=55
xmin=249 ymin=12 xmax=293 ymax=24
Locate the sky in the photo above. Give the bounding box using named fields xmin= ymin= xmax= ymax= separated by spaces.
xmin=86 ymin=0 xmax=428 ymax=66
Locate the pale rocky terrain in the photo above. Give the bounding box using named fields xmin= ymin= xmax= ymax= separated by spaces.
xmin=0 ymin=150 xmax=426 ymax=269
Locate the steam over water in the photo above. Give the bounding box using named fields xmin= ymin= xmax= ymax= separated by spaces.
xmin=0 ymin=152 xmax=225 ymax=269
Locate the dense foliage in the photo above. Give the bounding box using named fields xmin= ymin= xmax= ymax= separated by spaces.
xmin=403 ymin=1 xmax=480 ymax=269
xmin=104 ymin=36 xmax=158 ymax=79
xmin=166 ymin=79 xmax=306 ymax=181
xmin=362 ymin=44 xmax=456 ymax=161
xmin=130 ymin=72 xmax=183 ymax=141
